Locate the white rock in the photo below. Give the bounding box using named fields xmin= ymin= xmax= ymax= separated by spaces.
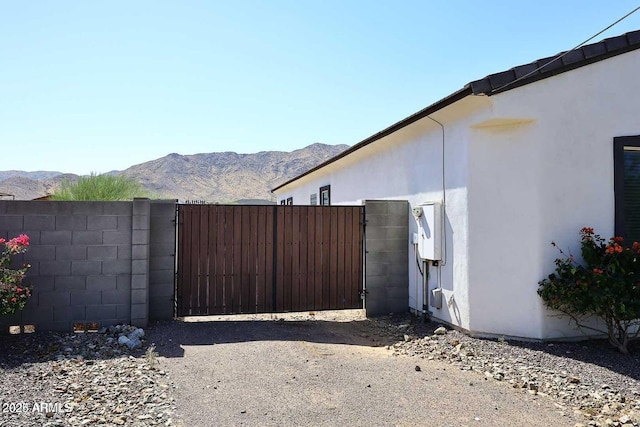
xmin=434 ymin=326 xmax=447 ymax=335
xmin=129 ymin=328 xmax=145 ymax=339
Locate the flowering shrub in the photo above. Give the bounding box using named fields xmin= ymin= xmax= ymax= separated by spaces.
xmin=0 ymin=234 xmax=32 ymax=316
xmin=538 ymin=227 xmax=640 ymax=354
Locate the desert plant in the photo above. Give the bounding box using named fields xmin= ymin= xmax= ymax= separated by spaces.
xmin=0 ymin=234 xmax=32 ymax=316
xmin=538 ymin=227 xmax=640 ymax=354
xmin=52 ymin=173 xmax=149 ymax=201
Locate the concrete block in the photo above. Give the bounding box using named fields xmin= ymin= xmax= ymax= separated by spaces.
xmin=41 ymin=231 xmax=72 ymax=245
xmin=149 ymin=296 xmax=174 ymax=320
xmin=87 ymin=245 xmax=118 ymax=261
xmin=101 ymin=289 xmax=130 ymax=305
xmin=365 ymin=239 xmax=392 ymax=254
xmin=70 ymin=290 xmax=102 ymax=305
xmin=117 ymin=245 xmax=132 ymax=260
xmin=86 ymin=276 xmax=117 ymax=292
xmin=72 ymin=231 xmax=103 ymax=245
xmin=150 ymin=200 xmax=177 ymax=217
xmin=0 ymin=201 xmax=7 ymax=214
xmin=116 ymin=304 xmax=131 ymax=318
xmin=363 ymin=201 xmax=388 ymax=215
xmin=30 ymin=275 xmax=55 ymax=292
xmin=56 ymin=215 xmax=87 ymax=231
xmin=24 ymin=215 xmax=55 ymax=230
xmin=39 ymin=260 xmax=71 ymax=276
xmin=71 ymin=260 xmax=102 ymax=276
xmin=117 ymin=275 xmax=131 ymax=290
xmin=20 ymin=306 xmax=54 ymax=325
xmin=132 ymin=198 xmax=150 ymax=216
xmin=103 ymin=202 xmax=132 ymax=215
xmin=132 ymin=259 xmax=149 ymax=275
xmin=130 ymin=304 xmax=148 ymax=323
xmin=132 ymin=245 xmax=149 ymax=260
xmin=71 ymin=305 xmax=86 ymax=321
xmin=150 ymin=255 xmax=174 ymax=272
xmin=102 ymin=259 xmax=131 ymax=275
xmin=53 ymin=306 xmax=73 ymax=321
xmin=56 ymin=245 xmax=87 ymax=261
xmin=132 ymin=229 xmax=150 ymax=245
xmin=84 ymin=304 xmax=117 ymax=320
xmin=71 ymin=202 xmax=105 ymax=215
xmin=150 ymin=226 xmax=176 ymax=243
xmin=116 ymin=216 xmax=132 ymax=231
xmin=54 ymin=276 xmax=87 ymax=291
xmin=87 ymin=215 xmax=118 ymax=231
xmin=131 ymin=274 xmax=148 ymax=290
xmin=150 ymin=283 xmax=174 ymax=301
xmin=0 ymin=215 xmax=27 ymax=230
xmin=131 ymin=289 xmax=148 ymax=305
xmin=27 ymin=245 xmax=56 ymax=261
xmin=150 ymin=242 xmax=175 ymax=257
xmin=38 ymin=291 xmax=71 ymax=307
xmin=387 ymin=201 xmax=410 ymax=216
xmin=132 ymin=215 xmax=150 ymax=231
xmin=103 ymin=230 xmax=131 ymax=245
xmin=386 ymin=226 xmax=409 ymax=240
xmin=365 ymin=263 xmax=388 ymax=277
xmin=365 ymin=227 xmax=387 ymax=241
xmin=149 ymin=266 xmax=174 ymax=287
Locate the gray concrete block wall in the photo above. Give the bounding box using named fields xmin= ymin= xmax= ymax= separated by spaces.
xmin=364 ymin=200 xmax=409 ymax=316
xmin=149 ymin=200 xmax=177 ymax=320
xmin=0 ymin=201 xmax=136 ymax=333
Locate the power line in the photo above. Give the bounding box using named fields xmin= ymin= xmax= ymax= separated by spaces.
xmin=491 ymin=5 xmax=640 ymax=94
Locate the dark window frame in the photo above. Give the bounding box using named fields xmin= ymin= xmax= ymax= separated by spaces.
xmin=286 ymin=197 xmax=293 ymax=205
xmin=614 ymin=135 xmax=640 ymax=238
xmin=280 ymin=199 xmax=286 ymax=205
xmin=319 ymin=185 xmax=331 ymax=206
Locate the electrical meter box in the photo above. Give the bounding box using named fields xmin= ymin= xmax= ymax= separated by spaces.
xmin=413 ymin=202 xmax=443 ymax=261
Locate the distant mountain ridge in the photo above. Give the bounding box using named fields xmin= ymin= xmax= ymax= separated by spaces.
xmin=0 ymin=143 xmax=348 ymax=202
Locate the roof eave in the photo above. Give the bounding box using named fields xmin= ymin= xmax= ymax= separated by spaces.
xmin=271 ymin=85 xmax=473 ymax=193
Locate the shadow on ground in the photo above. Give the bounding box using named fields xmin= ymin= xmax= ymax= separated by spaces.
xmin=145 ymin=317 xmax=402 ymax=359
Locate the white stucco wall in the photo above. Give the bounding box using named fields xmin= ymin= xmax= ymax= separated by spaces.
xmin=468 ymin=49 xmax=640 ymax=339
xmin=274 ymin=48 xmax=640 ymax=340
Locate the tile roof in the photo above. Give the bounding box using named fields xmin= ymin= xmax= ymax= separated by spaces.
xmin=469 ymin=30 xmax=640 ymax=95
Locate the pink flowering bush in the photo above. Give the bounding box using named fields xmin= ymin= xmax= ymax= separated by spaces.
xmin=538 ymin=228 xmax=640 ymax=354
xmin=0 ymin=234 xmax=32 ymax=316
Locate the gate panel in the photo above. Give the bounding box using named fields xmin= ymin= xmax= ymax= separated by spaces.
xmin=176 ymin=204 xmax=364 ymax=316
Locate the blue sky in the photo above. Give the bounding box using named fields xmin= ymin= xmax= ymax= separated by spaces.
xmin=3 ymin=1 xmax=640 ymax=174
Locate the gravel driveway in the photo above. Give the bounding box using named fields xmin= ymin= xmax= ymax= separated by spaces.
xmin=147 ymin=311 xmax=578 ymax=427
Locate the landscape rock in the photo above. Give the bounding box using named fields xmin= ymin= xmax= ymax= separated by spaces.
xmin=0 ymin=324 xmax=177 ymax=427
xmin=384 ymin=317 xmax=640 ymax=427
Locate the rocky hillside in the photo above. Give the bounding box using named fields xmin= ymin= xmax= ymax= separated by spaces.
xmin=0 ymin=144 xmax=347 ymax=202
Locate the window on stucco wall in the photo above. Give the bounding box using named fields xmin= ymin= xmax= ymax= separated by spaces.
xmin=320 ymin=185 xmax=330 ymax=206
xmin=310 ymin=193 xmax=317 ymax=205
xmin=286 ymin=197 xmax=293 ymax=205
xmin=614 ymin=136 xmax=640 ymax=242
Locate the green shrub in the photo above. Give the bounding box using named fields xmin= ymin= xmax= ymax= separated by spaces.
xmin=538 ymin=227 xmax=640 ymax=354
xmin=53 ymin=173 xmax=149 ymax=201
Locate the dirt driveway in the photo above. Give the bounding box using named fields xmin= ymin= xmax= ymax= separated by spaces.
xmin=146 ymin=311 xmax=575 ymax=427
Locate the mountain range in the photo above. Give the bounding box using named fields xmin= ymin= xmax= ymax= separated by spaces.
xmin=0 ymin=143 xmax=348 ymax=202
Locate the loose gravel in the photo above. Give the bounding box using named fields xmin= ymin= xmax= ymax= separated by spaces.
xmin=377 ymin=315 xmax=640 ymax=427
xmin=0 ymin=326 xmax=178 ymax=427
xmin=1 ymin=313 xmax=639 ymax=427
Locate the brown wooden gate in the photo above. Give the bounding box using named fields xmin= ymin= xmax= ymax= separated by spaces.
xmin=176 ymin=204 xmax=364 ymax=316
